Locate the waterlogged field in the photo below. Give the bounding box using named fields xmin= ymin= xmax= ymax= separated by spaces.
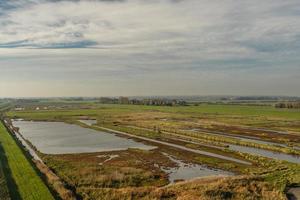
xmin=0 ymin=122 xmax=54 ymax=200
xmin=5 ymin=103 xmax=300 ymax=199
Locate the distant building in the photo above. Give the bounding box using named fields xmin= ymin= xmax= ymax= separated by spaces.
xmin=14 ymin=107 xmax=24 ymax=111
xmin=119 ymin=96 xmax=129 ymax=104
xmin=98 ymin=96 xmax=187 ymax=106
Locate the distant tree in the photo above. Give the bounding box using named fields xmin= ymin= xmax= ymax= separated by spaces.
xmin=275 ymin=102 xmax=300 ymax=109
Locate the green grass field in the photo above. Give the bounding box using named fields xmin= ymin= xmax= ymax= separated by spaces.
xmin=0 ymin=122 xmax=54 ymax=200
xmin=8 ymin=103 xmax=300 ymax=119
xmin=7 ymin=103 xmax=300 ymax=136
xmin=0 ymin=159 xmax=10 ymax=200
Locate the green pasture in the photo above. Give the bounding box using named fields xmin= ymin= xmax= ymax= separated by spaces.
xmin=7 ymin=103 xmax=300 ymax=120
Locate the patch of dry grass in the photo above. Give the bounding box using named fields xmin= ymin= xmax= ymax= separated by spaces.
xmin=78 ymin=175 xmax=286 ymax=200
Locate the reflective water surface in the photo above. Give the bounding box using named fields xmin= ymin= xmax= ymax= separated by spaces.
xmin=161 ymin=153 xmax=233 ymax=183
xmin=12 ymin=121 xmax=155 ymax=154
xmin=228 ymin=144 xmax=300 ymax=164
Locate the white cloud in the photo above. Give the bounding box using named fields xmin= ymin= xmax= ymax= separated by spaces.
xmin=0 ymin=0 xmax=300 ymax=97
xmin=1 ymin=0 xmax=299 ymax=57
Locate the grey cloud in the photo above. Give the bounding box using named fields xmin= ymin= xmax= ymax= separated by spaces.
xmin=0 ymin=0 xmax=300 ymax=97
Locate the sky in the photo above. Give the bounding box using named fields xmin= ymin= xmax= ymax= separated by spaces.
xmin=0 ymin=0 xmax=300 ymax=97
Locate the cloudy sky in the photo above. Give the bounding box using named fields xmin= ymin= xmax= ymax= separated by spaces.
xmin=0 ymin=0 xmax=299 ymax=97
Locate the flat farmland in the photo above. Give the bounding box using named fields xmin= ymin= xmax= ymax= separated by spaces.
xmin=5 ymin=103 xmax=300 ymax=199
xmin=8 ymin=103 xmax=300 ymax=129
xmin=8 ymin=104 xmax=300 ymax=145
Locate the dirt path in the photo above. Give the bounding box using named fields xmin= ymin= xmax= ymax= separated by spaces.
xmin=95 ymin=125 xmax=251 ymax=165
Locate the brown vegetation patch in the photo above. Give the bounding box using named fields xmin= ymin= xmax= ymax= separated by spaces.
xmin=41 ymin=149 xmax=175 ymax=198
xmin=205 ymin=125 xmax=300 ymax=143
xmin=71 ymin=176 xmax=286 ymax=200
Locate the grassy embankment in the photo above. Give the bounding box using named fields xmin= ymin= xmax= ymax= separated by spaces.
xmin=0 ymin=154 xmax=10 ymax=200
xmin=0 ymin=122 xmax=54 ymax=200
xmin=0 ymin=104 xmax=11 ymax=200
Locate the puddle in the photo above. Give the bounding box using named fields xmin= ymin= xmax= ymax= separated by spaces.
xmin=228 ymin=144 xmax=300 ymax=164
xmin=160 ymin=153 xmax=233 ymax=183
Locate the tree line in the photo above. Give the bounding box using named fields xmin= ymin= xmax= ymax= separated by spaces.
xmin=275 ymin=102 xmax=300 ymax=109
xmin=99 ymin=97 xmax=187 ymax=106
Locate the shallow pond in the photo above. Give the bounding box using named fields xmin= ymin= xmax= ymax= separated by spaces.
xmin=161 ymin=153 xmax=233 ymax=183
xmin=12 ymin=121 xmax=155 ymax=154
xmin=228 ymin=144 xmax=300 ymax=164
